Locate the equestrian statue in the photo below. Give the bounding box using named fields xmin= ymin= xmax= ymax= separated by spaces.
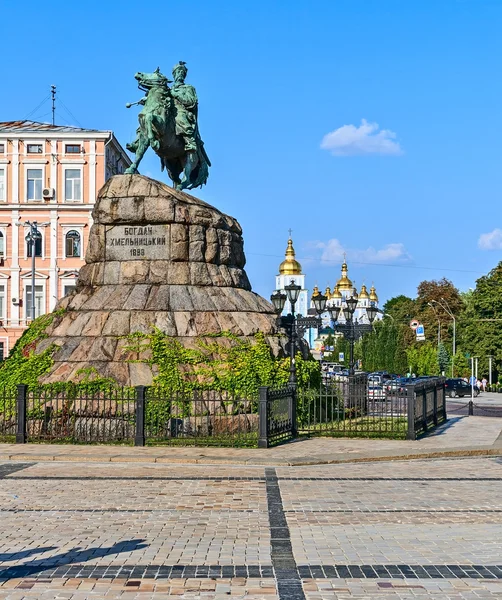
xmin=124 ymin=62 xmax=211 ymax=190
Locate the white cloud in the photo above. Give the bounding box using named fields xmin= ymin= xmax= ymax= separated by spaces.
xmin=313 ymin=238 xmax=411 ymax=265
xmin=478 ymin=229 xmax=502 ymax=250
xmin=320 ymin=119 xmax=403 ymax=156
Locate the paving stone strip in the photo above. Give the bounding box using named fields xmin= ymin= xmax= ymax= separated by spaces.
xmin=0 ymin=463 xmax=33 ymax=478
xmin=265 ymin=467 xmax=306 ymax=600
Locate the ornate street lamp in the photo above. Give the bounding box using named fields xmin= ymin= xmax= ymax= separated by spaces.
xmin=270 ymin=290 xmax=287 ymax=314
xmin=271 ymin=281 xmax=302 ymax=385
xmin=312 ymin=291 xmax=327 ymax=315
xmin=366 ymin=304 xmax=379 ymax=324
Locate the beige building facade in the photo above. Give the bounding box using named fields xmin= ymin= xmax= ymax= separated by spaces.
xmin=0 ymin=120 xmax=131 ymax=357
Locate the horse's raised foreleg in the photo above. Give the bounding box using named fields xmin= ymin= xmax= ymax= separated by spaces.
xmin=124 ymin=133 xmax=150 ymax=175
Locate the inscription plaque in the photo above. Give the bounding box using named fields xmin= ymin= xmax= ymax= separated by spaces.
xmin=105 ymin=224 xmax=170 ymax=261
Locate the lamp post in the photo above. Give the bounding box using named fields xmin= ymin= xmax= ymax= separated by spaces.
xmin=438 ymin=297 xmax=456 ymax=377
xmin=326 ymin=297 xmax=378 ymax=375
xmin=21 ymin=221 xmax=49 ymax=322
xmin=271 ymin=281 xmax=316 ymax=385
xmin=427 ymin=302 xmax=441 ymax=346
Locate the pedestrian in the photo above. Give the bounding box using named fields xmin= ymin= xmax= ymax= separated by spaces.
xmin=482 ymin=377 xmax=487 ymax=391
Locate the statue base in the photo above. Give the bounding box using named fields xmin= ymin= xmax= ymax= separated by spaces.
xmin=34 ymin=175 xmax=285 ymax=386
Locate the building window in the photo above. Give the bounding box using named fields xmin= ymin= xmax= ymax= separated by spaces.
xmin=27 ymin=234 xmax=42 ymax=257
xmin=0 ymin=342 xmax=4 ymax=361
xmin=0 ymin=144 xmax=4 ymax=153
xmin=0 ymin=285 xmax=5 ymax=319
xmin=27 ymin=169 xmax=43 ymax=201
xmin=25 ymin=284 xmax=44 ymax=319
xmin=63 ymin=284 xmax=76 ymax=297
xmin=0 ymin=232 xmax=4 ymax=257
xmin=27 ymin=144 xmax=43 ymax=154
xmin=0 ymin=168 xmax=5 ymax=201
xmin=64 ymin=169 xmax=81 ymax=202
xmin=65 ymin=230 xmax=81 ymax=257
xmin=65 ymin=144 xmax=81 ymax=154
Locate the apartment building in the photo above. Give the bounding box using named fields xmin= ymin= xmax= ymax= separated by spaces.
xmin=0 ymin=120 xmax=131 ymax=357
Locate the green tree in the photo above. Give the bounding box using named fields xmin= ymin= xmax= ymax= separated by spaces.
xmin=437 ymin=343 xmax=450 ymax=375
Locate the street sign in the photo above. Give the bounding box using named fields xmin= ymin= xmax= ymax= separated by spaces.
xmin=410 ymin=319 xmax=420 ymax=330
xmin=415 ymin=323 xmax=425 ymax=341
xmin=339 ymin=352 xmax=345 ymax=362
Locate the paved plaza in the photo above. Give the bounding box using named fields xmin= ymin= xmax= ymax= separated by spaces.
xmin=2 ymin=448 xmax=502 ymax=598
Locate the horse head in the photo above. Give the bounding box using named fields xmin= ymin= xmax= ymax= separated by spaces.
xmin=134 ymin=69 xmax=172 ymax=92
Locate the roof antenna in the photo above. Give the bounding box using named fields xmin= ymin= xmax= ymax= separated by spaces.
xmin=51 ymin=85 xmax=56 ymax=126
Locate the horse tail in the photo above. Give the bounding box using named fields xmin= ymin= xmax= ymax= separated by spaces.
xmin=187 ymin=146 xmax=209 ymax=189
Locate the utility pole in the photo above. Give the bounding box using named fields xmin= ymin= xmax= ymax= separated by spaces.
xmin=488 ymin=355 xmax=493 ymax=385
xmin=51 ymin=85 xmax=56 ymax=126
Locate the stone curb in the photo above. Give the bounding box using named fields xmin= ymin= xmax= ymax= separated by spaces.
xmin=0 ymin=446 xmax=501 ymax=467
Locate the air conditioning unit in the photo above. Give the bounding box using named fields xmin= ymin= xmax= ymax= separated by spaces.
xmin=42 ymin=187 xmax=55 ymax=199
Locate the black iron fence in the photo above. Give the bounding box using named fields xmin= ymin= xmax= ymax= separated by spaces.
xmin=11 ymin=385 xmax=259 ymax=447
xmin=296 ymin=375 xmax=446 ymax=441
xmin=0 ymin=387 xmax=16 ymax=442
xmin=2 ymin=377 xmax=447 ymax=447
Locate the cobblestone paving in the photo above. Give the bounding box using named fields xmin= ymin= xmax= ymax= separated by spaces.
xmin=1 ymin=458 xmax=502 ymax=598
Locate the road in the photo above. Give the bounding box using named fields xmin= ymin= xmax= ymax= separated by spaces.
xmin=1 ymin=457 xmax=502 ymax=598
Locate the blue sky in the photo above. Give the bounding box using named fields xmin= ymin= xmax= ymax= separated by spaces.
xmin=2 ymin=0 xmax=501 ymax=305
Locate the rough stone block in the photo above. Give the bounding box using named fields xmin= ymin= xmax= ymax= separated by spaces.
xmin=103 ymin=262 xmax=121 ymax=285
xmin=169 ymin=285 xmax=194 ymax=311
xmin=65 ymin=313 xmax=93 ymax=337
xmin=122 ymin=285 xmax=152 ymax=310
xmin=173 ymin=312 xmax=197 ymax=336
xmin=190 ymin=262 xmax=212 ymax=286
xmin=102 ymin=311 xmax=131 ymax=336
xmin=170 ymin=223 xmax=189 ymax=261
xmin=145 ymin=285 xmax=170 ymax=311
xmin=85 ymin=224 xmax=105 ymax=263
xmin=88 ymin=337 xmax=118 ymax=361
xmin=193 ymin=311 xmax=220 ymax=335
xmin=168 ymin=262 xmax=190 ymax=284
xmin=77 ymin=264 xmax=93 ymax=286
xmin=51 ymin=338 xmax=81 ymax=362
xmin=231 ymin=233 xmax=246 ymax=268
xmin=129 ymin=362 xmax=154 ymax=386
xmin=81 ymin=286 xmax=117 ymax=311
xmin=153 ymin=311 xmax=177 ymax=335
xmin=189 ymin=286 xmax=217 ymax=311
xmin=144 ymin=196 xmax=175 ymax=222
xmin=104 ymin=286 xmax=133 ymax=310
xmin=206 ymin=263 xmax=226 ymax=286
xmin=218 ymin=265 xmax=235 ymax=287
xmin=68 ymin=338 xmax=95 ymax=362
xmin=81 ymin=311 xmax=110 ymax=337
xmin=91 ymin=262 xmax=105 ymax=286
xmin=130 ymin=311 xmax=155 ymax=334
xmin=149 ymin=260 xmax=169 ymax=284
xmin=120 ymin=260 xmax=150 ymax=285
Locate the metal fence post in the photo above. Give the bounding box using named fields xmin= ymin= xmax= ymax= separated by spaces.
xmin=406 ymin=385 xmax=416 ymax=440
xmin=16 ymin=384 xmax=27 ymax=444
xmin=135 ymin=386 xmax=146 ymax=447
xmin=290 ymin=383 xmax=298 ymax=438
xmin=258 ymin=386 xmax=269 ymax=448
xmin=422 ymin=387 xmax=428 ymax=432
xmin=433 ymin=384 xmax=438 ymax=426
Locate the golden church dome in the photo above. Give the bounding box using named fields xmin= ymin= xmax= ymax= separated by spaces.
xmin=336 ymin=261 xmax=353 ymax=290
xmin=279 ymin=238 xmax=302 ymax=276
xmin=311 ymin=285 xmax=320 ymax=297
xmin=331 ymin=287 xmax=342 ymax=299
xmin=369 ymin=284 xmax=378 ymax=302
xmin=359 ymin=284 xmax=370 ymax=300
xmin=324 ymin=286 xmax=332 ymax=300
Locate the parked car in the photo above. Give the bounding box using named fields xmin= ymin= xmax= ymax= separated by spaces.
xmin=445 ymin=378 xmax=479 ymax=398
xmin=368 ymin=385 xmax=385 ymax=400
xmin=385 ymin=377 xmax=414 ymax=394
